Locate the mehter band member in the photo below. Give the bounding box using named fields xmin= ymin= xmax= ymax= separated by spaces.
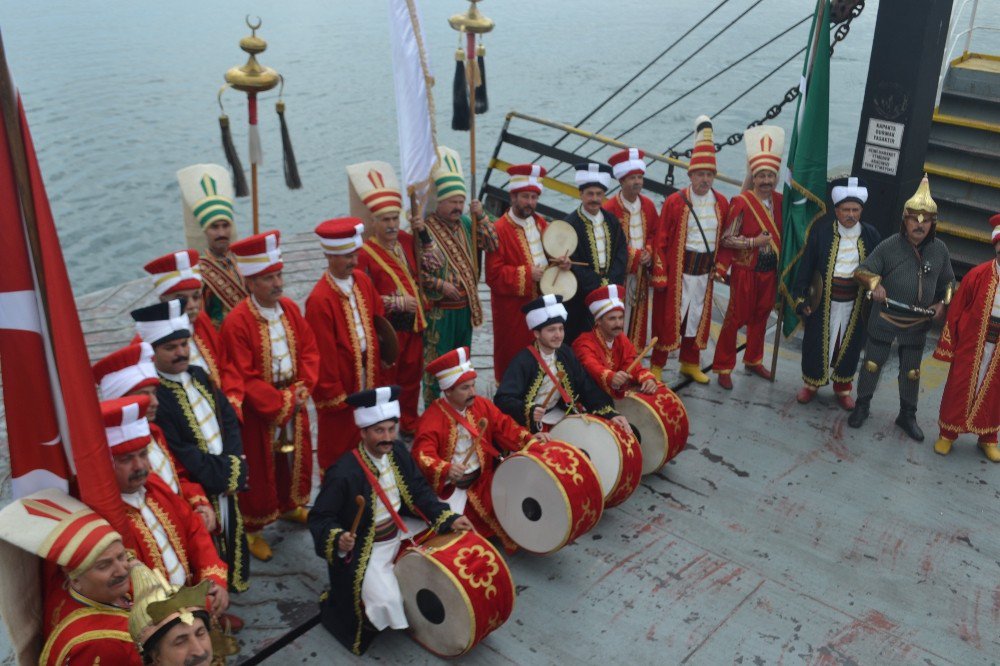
xmin=127 ymin=563 xmax=216 ymax=666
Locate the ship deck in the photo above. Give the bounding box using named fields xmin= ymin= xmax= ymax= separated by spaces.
xmin=40 ymin=232 xmax=1000 ymax=665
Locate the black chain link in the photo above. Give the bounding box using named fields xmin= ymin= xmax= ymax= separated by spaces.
xmin=670 ymin=1 xmax=865 ymax=159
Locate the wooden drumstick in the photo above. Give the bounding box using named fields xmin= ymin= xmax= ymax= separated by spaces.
xmin=349 ymin=495 xmax=365 ymax=535
xmin=549 ymin=259 xmax=588 ymax=267
xmin=537 ymin=369 xmax=566 ymax=411
xmin=459 ymin=417 xmax=490 ymax=466
xmin=625 ymin=337 xmax=658 ymax=375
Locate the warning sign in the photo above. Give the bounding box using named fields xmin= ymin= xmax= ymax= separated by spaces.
xmin=862 ymin=144 xmax=900 ymax=176
xmin=866 ymin=119 xmax=905 ymax=149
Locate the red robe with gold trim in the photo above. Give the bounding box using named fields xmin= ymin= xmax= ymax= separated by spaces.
xmin=149 ymin=422 xmax=210 ymax=510
xmin=653 ymin=189 xmax=729 ymax=358
xmin=222 ymin=296 xmax=319 ymax=530
xmin=604 ymin=193 xmax=659 ymax=348
xmin=933 ymin=260 xmax=1000 ymax=442
xmin=572 ymin=329 xmax=657 ymax=400
xmin=40 ymin=587 xmax=139 ymax=666
xmin=485 ymin=212 xmax=549 ymax=381
xmin=412 ymin=396 xmax=533 ymax=550
xmin=124 ymin=473 xmax=228 ymax=588
xmin=305 ymin=270 xmax=384 ymax=470
xmin=357 ymin=233 xmax=425 ymax=434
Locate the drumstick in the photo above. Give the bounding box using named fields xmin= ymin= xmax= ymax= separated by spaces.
xmin=349 ymin=495 xmax=365 ymax=535
xmin=549 ymin=259 xmax=588 ymax=267
xmin=536 ymin=370 xmax=566 ymax=410
xmin=625 ymin=337 xmax=659 ymax=375
xmin=459 ymin=417 xmax=490 ymax=466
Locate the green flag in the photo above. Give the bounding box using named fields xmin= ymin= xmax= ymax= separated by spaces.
xmin=778 ymin=0 xmax=831 ymax=337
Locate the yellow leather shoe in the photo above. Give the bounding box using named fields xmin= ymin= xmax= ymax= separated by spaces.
xmin=979 ymin=442 xmax=1000 ymax=463
xmin=281 ymin=506 xmax=310 ymax=524
xmin=247 ymin=532 xmax=273 ymax=562
xmin=650 ymin=365 xmax=663 ymax=382
xmin=680 ymin=362 xmax=710 ymax=384
xmin=933 ymin=437 xmax=953 ymax=456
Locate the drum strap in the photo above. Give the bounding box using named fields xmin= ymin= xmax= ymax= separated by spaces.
xmin=438 ymin=401 xmax=502 ymax=459
xmin=351 ymin=449 xmax=411 ymax=534
xmin=527 ymin=346 xmax=572 ymax=406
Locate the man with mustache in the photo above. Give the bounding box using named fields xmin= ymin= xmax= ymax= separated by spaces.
xmin=792 ymin=177 xmax=881 ymax=409
xmin=573 ymin=285 xmax=658 ymax=400
xmin=421 ymin=147 xmax=498 ymax=401
xmin=930 ymin=213 xmax=1000 ymax=461
xmin=133 ymin=299 xmax=250 ymax=593
xmin=412 ymin=347 xmax=545 ymax=551
xmin=128 ymin=563 xmax=216 ymax=666
xmin=849 ymin=175 xmax=955 ymax=440
xmin=222 ymin=230 xmax=319 ymax=562
xmin=0 ymin=488 xmax=141 ymax=664
xmin=308 ymin=386 xmax=473 ymax=655
xmin=103 ymin=395 xmax=230 ymax=619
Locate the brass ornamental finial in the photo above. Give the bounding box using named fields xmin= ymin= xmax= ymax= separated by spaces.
xmin=449 ymin=0 xmax=495 ymax=34
xmin=224 ymin=17 xmax=280 ymax=94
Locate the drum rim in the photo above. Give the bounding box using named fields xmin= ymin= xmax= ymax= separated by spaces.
xmin=539 ymin=265 xmax=577 ymax=300
xmin=618 ymin=391 xmax=669 ymax=474
xmin=542 ymin=219 xmax=578 ymax=257
xmin=550 ymin=415 xmax=624 ymax=500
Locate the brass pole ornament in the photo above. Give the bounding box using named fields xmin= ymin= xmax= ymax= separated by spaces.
xmin=224 ymin=16 xmax=280 ymax=94
xmin=448 ymin=0 xmax=495 ymax=34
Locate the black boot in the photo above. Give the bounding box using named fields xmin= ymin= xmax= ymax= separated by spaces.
xmin=895 ymin=403 xmax=924 ymax=441
xmin=848 ymin=398 xmax=870 ymax=428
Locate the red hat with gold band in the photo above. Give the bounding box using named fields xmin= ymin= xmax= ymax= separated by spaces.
xmin=315 ymin=217 xmax=365 ymax=255
xmin=608 ymin=148 xmax=646 ymax=180
xmin=688 ymin=115 xmax=717 ymax=173
xmin=991 ymin=213 xmax=1000 ymax=244
xmin=507 ymin=163 xmax=546 ymax=195
xmin=426 ymin=346 xmax=477 ymax=390
xmin=585 ymin=284 xmax=626 ymax=320
xmin=230 ymin=230 xmax=283 ymax=277
xmin=93 ymin=342 xmax=159 ymax=400
xmin=0 ymin=487 xmax=122 ymax=578
xmin=102 ymin=395 xmax=152 ymax=456
xmin=143 ymin=250 xmax=202 ymax=297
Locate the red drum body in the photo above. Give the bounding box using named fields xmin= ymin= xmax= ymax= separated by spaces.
xmin=491 ymin=440 xmax=603 ymax=555
xmin=549 ymin=415 xmax=642 ymax=507
xmin=395 ymin=531 xmax=515 ymax=657
xmin=615 ymin=386 xmax=689 ymax=475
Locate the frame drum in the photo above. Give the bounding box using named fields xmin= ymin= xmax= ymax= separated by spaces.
xmin=542 ymin=219 xmax=578 ymax=258
xmin=395 ymin=531 xmax=514 ymax=657
xmin=491 ymin=440 xmax=603 ymax=554
xmin=539 ymin=265 xmax=577 ymax=300
xmin=548 ymin=415 xmax=642 ymax=507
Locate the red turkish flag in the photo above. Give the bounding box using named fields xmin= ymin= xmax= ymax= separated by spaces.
xmin=0 ymin=53 xmax=128 ymax=539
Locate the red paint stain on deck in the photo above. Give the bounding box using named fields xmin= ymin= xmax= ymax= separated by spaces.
xmin=823 ymin=418 xmax=855 ymax=461
xmin=956 ymin=589 xmax=982 ymax=648
xmin=709 ymin=566 xmax=744 ymax=590
xmin=992 ymin=586 xmax=1000 ymax=624
xmin=727 ymin=522 xmax=747 ymax=533
xmin=814 ymin=610 xmax=901 ymax=665
xmin=646 ymin=624 xmax=657 ymax=641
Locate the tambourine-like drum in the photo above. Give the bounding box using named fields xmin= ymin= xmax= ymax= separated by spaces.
xmin=542 ymin=219 xmax=578 ymax=258
xmin=539 ymin=265 xmax=577 ymax=300
xmin=491 ymin=440 xmax=603 ymax=555
xmin=549 ymin=415 xmax=642 ymax=507
xmin=395 ymin=531 xmax=514 ymax=657
xmin=615 ymin=387 xmax=689 ymax=475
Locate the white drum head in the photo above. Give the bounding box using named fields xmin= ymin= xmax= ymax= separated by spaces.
xmin=492 ymin=454 xmax=571 ymax=554
xmin=549 ymin=416 xmax=621 ymax=499
xmin=396 ymin=544 xmax=474 ymax=656
xmin=542 ymin=219 xmax=578 ymax=258
xmin=615 ymin=396 xmax=669 ymax=475
xmin=540 ymin=265 xmax=577 ymax=300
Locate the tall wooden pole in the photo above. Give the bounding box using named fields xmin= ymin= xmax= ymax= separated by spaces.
xmin=466 ymin=31 xmax=479 ymax=277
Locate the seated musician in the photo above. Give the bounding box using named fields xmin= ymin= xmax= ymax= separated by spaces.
xmin=307 ymin=385 xmax=474 ymax=656
xmin=495 ymin=294 xmax=630 ymax=433
xmin=573 ymin=284 xmax=658 ymax=400
xmin=413 ymin=347 xmax=549 ymax=552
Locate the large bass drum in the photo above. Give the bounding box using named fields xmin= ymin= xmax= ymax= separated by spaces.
xmin=548 ymin=415 xmax=642 ymax=507
xmin=491 ymin=440 xmax=603 ymax=555
xmin=614 ymin=387 xmax=689 ymax=475
xmin=395 ymin=531 xmax=514 ymax=657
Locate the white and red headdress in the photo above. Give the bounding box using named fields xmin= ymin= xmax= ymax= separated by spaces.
xmin=347 ymin=161 xmax=403 ymax=221
xmin=230 ymin=230 xmax=283 ymax=277
xmin=143 ymin=250 xmax=202 ymax=298
xmin=744 ymin=125 xmax=785 ymax=177
xmin=93 ymin=343 xmax=159 ymax=400
xmin=586 ymin=284 xmax=626 ymax=320
xmin=990 ymin=213 xmax=1000 ymax=244
xmin=609 ymin=148 xmax=646 ymax=181
xmin=688 ymin=116 xmax=717 ymax=173
xmin=315 ymin=218 xmax=365 ymax=256
xmin=102 ymin=395 xmax=152 ymax=456
xmin=426 ymin=347 xmax=477 ymax=391
xmin=507 ymin=164 xmax=546 ymax=195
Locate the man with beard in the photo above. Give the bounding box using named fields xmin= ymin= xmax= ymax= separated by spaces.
xmin=413 ymin=347 xmax=543 ymax=551
xmin=849 ymin=175 xmax=955 ymax=440
xmin=792 ymin=177 xmax=881 ymax=409
xmin=101 ymin=395 xmax=229 ymax=615
xmin=652 ymin=116 xmax=729 ymax=383
xmin=487 ymin=163 xmax=565 ymax=381
xmin=713 ymin=125 xmax=785 ymax=389
xmin=223 ymin=230 xmax=319 ymax=562
xmin=495 ymin=294 xmax=626 ymax=433
xmin=573 ymin=285 xmax=658 ymax=399
xmin=142 ymin=249 xmax=243 ymax=414
xmin=178 ymin=164 xmax=248 ymax=329
xmin=605 ymin=148 xmax=658 ymax=348
xmin=0 ymin=489 xmax=141 ymax=665
xmin=306 ymin=218 xmax=385 ymax=470
xmin=128 ymin=563 xmax=216 ymax=666
xmin=564 ymin=163 xmax=628 ymax=343
xmin=308 ymin=386 xmax=473 ymax=655
xmin=422 ymin=147 xmax=498 ymax=400
xmin=133 ymin=299 xmax=250 ymax=593
xmin=931 ymin=213 xmax=1000 ymax=461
